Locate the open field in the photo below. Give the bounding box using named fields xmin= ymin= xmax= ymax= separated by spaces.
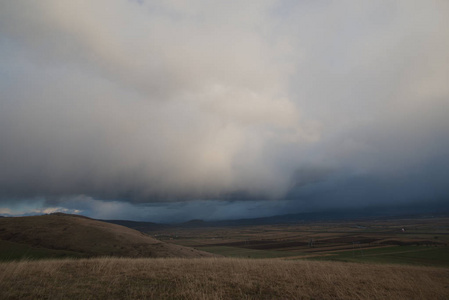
xmin=1 ymin=257 xmax=448 ymax=300
xmin=308 ymin=245 xmax=449 ymax=266
xmin=148 ymin=216 xmax=449 ymax=266
xmin=1 ymin=214 xmax=448 ymax=299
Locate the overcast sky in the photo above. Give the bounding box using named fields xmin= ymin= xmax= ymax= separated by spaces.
xmin=1 ymin=0 xmax=448 ymax=222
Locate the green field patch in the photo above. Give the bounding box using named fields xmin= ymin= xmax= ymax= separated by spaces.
xmin=308 ymin=245 xmax=449 ymax=267
xmin=198 ymin=246 xmax=302 ymax=258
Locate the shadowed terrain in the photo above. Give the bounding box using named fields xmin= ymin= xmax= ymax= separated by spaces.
xmin=0 ymin=214 xmax=215 ymax=259
xmin=0 ymin=214 xmax=448 ymax=299
xmin=136 ymin=215 xmax=449 ymax=266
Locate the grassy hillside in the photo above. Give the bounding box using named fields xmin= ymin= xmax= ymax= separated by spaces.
xmin=0 ymin=214 xmax=215 ymax=259
xmin=0 ymin=239 xmax=88 ymax=260
xmin=0 ymin=257 xmax=448 ymax=299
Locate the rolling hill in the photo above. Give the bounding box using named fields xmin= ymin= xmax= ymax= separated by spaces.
xmin=0 ymin=213 xmax=215 ymax=259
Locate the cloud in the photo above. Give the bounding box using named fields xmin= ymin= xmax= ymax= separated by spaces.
xmin=0 ymin=1 xmax=448 ymax=219
xmin=40 ymin=195 xmax=294 ymax=223
xmin=0 ymin=0 xmax=308 ymax=201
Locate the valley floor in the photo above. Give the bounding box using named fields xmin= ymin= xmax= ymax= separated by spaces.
xmin=1 ymin=257 xmax=448 ymax=299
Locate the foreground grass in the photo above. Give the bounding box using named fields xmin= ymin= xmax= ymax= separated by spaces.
xmin=1 ymin=257 xmax=448 ymax=299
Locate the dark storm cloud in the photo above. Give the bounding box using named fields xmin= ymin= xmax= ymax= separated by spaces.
xmin=0 ymin=0 xmax=448 ymax=220
xmin=0 ymin=0 xmax=306 ymax=202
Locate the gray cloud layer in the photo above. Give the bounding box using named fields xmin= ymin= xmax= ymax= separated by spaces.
xmin=1 ymin=1 xmax=448 ymax=220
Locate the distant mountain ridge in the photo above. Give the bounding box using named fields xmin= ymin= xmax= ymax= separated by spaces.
xmin=104 ymin=208 xmax=449 ymax=232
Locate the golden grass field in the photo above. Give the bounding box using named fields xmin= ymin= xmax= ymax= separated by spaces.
xmin=1 ymin=257 xmax=448 ymax=300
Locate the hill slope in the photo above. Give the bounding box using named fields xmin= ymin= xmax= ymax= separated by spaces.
xmin=0 ymin=214 xmax=215 ymax=259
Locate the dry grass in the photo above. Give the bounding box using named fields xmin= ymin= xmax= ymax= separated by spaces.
xmin=1 ymin=257 xmax=448 ymax=299
xmin=0 ymin=214 xmax=215 ymax=258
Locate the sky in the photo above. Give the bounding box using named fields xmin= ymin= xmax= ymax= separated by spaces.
xmin=1 ymin=0 xmax=448 ymax=222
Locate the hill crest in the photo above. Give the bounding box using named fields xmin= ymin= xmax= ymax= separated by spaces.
xmin=0 ymin=213 xmax=215 ymax=259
